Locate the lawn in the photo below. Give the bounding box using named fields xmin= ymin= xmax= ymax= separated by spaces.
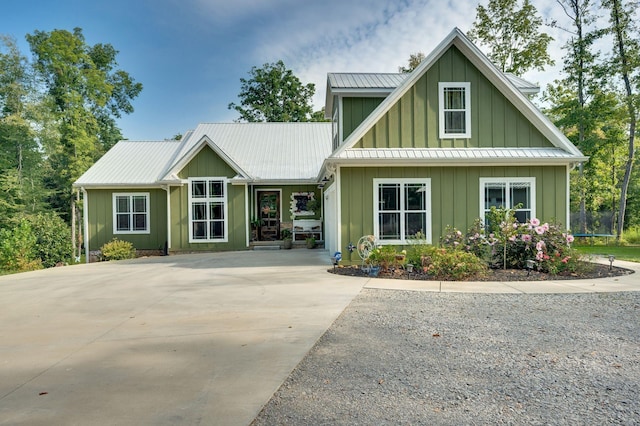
xmin=575 ymin=244 xmax=640 ymax=263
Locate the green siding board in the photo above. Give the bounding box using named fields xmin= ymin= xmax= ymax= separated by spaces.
xmin=400 ymin=90 xmax=413 ymax=147
xmin=339 ymin=165 xmax=569 ymax=249
xmin=414 ymin=75 xmax=428 ymax=147
xmin=87 ymin=188 xmax=167 ymax=252
xmin=170 ymin=146 xmax=248 ymax=252
xmin=477 ymin=78 xmax=493 ymax=147
xmin=349 ymin=45 xmax=556 ymax=151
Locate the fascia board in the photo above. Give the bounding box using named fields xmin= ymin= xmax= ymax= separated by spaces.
xmin=325 ymin=157 xmax=588 ymax=167
xmin=72 ymin=183 xmax=168 ymax=190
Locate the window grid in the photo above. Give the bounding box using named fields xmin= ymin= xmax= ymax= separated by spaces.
xmin=439 ymin=82 xmax=471 ymax=139
xmin=374 ymin=179 xmax=431 ymax=244
xmin=113 ymin=193 xmax=149 ymax=234
xmin=188 ymin=178 xmax=228 ymax=243
xmin=480 ymin=178 xmax=535 ymax=225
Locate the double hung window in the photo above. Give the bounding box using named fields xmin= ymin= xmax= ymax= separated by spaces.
xmin=373 ymin=179 xmax=431 ymax=244
xmin=480 ymin=178 xmax=535 ymax=224
xmin=113 ymin=193 xmax=150 ymax=234
xmin=188 ymin=178 xmax=228 ymax=242
xmin=439 ymin=82 xmax=471 ymax=139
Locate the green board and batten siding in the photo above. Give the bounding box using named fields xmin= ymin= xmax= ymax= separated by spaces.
xmin=351 ymin=46 xmax=553 ymax=150
xmin=339 ymin=166 xmax=567 ymax=251
xmin=341 ymin=97 xmax=385 ymax=141
xmin=171 ymin=145 xmax=248 ymax=251
xmin=86 ymin=188 xmax=167 ymax=251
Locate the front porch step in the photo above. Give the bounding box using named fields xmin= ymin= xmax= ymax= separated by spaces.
xmin=252 ymin=245 xmax=281 ymax=251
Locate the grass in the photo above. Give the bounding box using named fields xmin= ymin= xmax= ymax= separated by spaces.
xmin=575 ymin=244 xmax=640 ymax=263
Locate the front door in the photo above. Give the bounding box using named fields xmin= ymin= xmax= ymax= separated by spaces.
xmin=257 ymin=190 xmax=280 ymax=241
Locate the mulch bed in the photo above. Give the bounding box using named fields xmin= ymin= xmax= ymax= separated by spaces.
xmin=328 ymin=261 xmax=633 ymax=281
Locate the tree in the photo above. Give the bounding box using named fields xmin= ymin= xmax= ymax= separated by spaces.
xmin=398 ymin=52 xmax=426 ymax=73
xmin=546 ymin=0 xmax=600 ymax=233
xmin=26 ymin=28 xmax=142 ymax=219
xmin=468 ymin=0 xmax=554 ymax=75
xmin=228 ymin=60 xmax=315 ymax=122
xmin=600 ymin=0 xmax=639 ymax=240
xmin=0 ymin=35 xmax=48 ymax=225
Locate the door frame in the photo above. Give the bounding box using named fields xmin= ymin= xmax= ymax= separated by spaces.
xmin=255 ymin=188 xmax=282 ymax=241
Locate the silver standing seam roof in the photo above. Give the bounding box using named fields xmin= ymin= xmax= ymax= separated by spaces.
xmin=74 ymin=123 xmax=332 ymax=187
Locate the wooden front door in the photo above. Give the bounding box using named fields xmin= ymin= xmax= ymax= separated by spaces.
xmin=257 ymin=191 xmax=280 ymax=241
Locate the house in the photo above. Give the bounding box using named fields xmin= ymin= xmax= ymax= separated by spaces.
xmin=73 ymin=28 xmax=587 ymax=260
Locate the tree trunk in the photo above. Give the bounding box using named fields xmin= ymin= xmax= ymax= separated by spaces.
xmin=609 ymin=0 xmax=636 ymax=241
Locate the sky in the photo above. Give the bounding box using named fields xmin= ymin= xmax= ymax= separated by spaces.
xmin=3 ymin=0 xmax=582 ymax=141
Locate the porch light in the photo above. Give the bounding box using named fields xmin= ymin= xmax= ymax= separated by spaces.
xmin=525 ymin=259 xmax=536 ymax=276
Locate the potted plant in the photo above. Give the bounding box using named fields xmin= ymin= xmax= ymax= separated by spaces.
xmin=250 ymin=217 xmax=263 ymax=241
xmin=306 ymin=198 xmax=321 ymax=214
xmin=305 ymin=235 xmax=316 ymax=249
xmin=281 ymin=228 xmax=293 ymax=249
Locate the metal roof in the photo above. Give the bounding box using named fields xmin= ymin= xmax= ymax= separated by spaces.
xmin=74 ymin=140 xmax=182 ymax=187
xmin=75 ymin=123 xmax=332 ymax=187
xmin=172 ymin=122 xmax=332 ymax=181
xmin=335 ymin=147 xmax=587 ymax=163
xmin=324 ymin=71 xmax=538 ymax=118
xmin=328 ymin=73 xmax=407 ymax=90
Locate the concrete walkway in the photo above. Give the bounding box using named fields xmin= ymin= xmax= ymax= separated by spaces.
xmin=0 ymin=251 xmax=637 ymax=425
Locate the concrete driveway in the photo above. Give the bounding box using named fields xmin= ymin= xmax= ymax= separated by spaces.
xmin=0 ymin=250 xmax=364 ymax=425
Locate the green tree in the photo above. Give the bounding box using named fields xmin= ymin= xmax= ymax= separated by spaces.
xmin=545 ymin=0 xmax=602 ymax=233
xmin=600 ymin=0 xmax=639 ymax=240
xmin=0 ymin=35 xmax=48 ymax=226
xmin=398 ymin=52 xmax=425 ymax=73
xmin=468 ymin=0 xmax=554 ymax=75
xmin=228 ymin=60 xmax=315 ymax=122
xmin=26 ymin=28 xmax=142 ymax=219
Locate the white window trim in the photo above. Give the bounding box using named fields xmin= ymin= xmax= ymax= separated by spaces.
xmin=438 ymin=82 xmax=471 ymax=139
xmin=188 ymin=177 xmax=229 ymax=243
xmin=479 ymin=177 xmax=536 ymax=221
xmin=112 ymin=192 xmax=150 ymax=235
xmin=373 ymin=178 xmax=432 ymax=245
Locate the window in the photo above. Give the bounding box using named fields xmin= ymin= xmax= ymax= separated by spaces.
xmin=480 ymin=178 xmax=535 ymax=224
xmin=188 ymin=178 xmax=228 ymax=242
xmin=373 ymin=179 xmax=431 ymax=244
xmin=113 ymin=193 xmax=150 ymax=234
xmin=439 ymin=82 xmax=471 ymax=139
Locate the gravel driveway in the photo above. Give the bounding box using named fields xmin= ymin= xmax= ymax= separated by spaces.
xmin=253 ymin=289 xmax=640 ymax=425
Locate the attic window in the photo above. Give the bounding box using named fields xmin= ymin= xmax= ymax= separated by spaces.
xmin=439 ymin=82 xmax=471 ymax=139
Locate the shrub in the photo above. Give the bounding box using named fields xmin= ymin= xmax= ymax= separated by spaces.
xmin=406 ymin=238 xmax=487 ymax=280
xmin=426 ymin=248 xmax=487 ymax=280
xmin=624 ymin=226 xmax=640 ymax=244
xmin=0 ymin=220 xmax=43 ymax=272
xmin=440 ymin=208 xmax=581 ymax=274
xmin=27 ymin=213 xmax=73 ymax=268
xmin=100 ymin=238 xmax=136 ymax=261
xmin=368 ymin=245 xmax=406 ymax=271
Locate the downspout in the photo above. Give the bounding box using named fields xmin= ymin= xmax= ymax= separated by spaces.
xmin=566 ymin=164 xmax=571 ymax=232
xmin=336 ymin=166 xmax=342 ymax=253
xmin=81 ymin=187 xmax=89 ymax=263
xmin=163 ymin=185 xmax=171 ymax=250
xmin=244 ymin=183 xmax=250 ymax=247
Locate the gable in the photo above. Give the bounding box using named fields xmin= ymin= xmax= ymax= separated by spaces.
xmin=178 ymin=145 xmax=237 ymax=179
xmin=353 ymin=45 xmax=553 ymax=150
